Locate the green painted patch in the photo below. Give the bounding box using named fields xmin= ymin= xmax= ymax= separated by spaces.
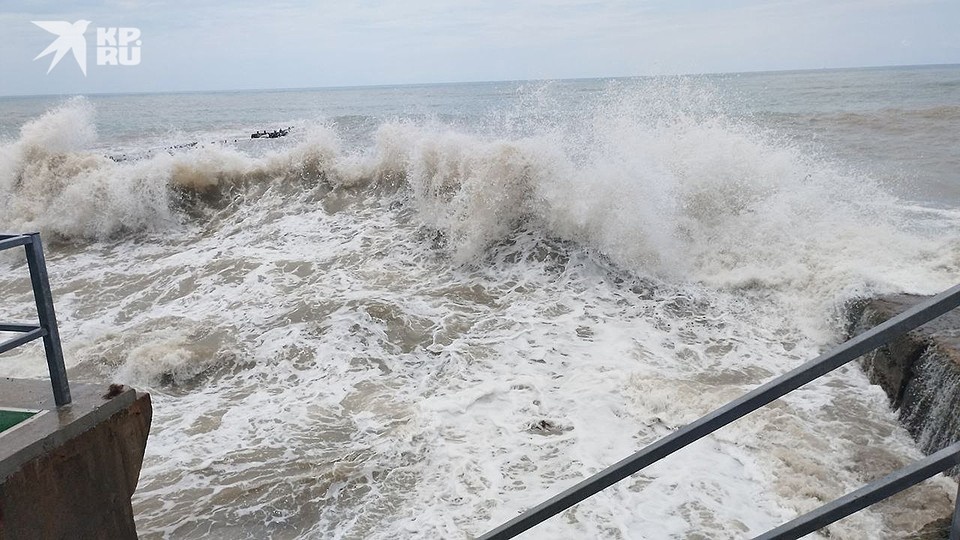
xmin=0 ymin=409 xmax=38 ymax=433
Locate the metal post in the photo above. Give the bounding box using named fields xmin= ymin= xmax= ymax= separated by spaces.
xmin=950 ymin=480 xmax=960 ymax=540
xmin=23 ymin=233 xmax=70 ymax=406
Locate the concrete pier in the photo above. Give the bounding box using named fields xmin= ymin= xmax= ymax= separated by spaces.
xmin=848 ymin=294 xmax=960 ymax=459
xmin=0 ymin=378 xmax=151 ymax=540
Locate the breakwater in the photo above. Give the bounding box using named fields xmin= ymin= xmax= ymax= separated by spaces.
xmin=849 ymin=294 xmax=960 ymax=463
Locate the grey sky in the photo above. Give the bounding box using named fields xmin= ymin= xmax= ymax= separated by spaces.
xmin=1 ymin=0 xmax=958 ymax=96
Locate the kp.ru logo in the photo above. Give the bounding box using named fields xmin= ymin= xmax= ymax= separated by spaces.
xmin=32 ymin=20 xmax=141 ymax=76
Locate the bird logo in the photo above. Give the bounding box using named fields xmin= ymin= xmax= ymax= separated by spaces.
xmin=32 ymin=20 xmax=92 ymax=76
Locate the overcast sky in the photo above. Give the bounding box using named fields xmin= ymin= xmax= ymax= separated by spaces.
xmin=1 ymin=0 xmax=958 ymax=96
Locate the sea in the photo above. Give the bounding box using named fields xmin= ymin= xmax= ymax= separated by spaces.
xmin=1 ymin=64 xmax=959 ymax=539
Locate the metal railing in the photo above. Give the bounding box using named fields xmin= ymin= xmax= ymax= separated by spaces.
xmin=480 ymin=283 xmax=960 ymax=540
xmin=0 ymin=233 xmax=70 ymax=406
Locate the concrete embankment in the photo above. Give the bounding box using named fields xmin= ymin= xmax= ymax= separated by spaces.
xmin=848 ymin=294 xmax=960 ymax=459
xmin=847 ymin=295 xmax=960 ymax=539
xmin=0 ymin=378 xmax=151 ymax=540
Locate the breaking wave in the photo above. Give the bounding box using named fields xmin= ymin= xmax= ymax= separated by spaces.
xmin=2 ymin=91 xmax=957 ymax=315
xmin=3 ymin=75 xmax=959 ymax=539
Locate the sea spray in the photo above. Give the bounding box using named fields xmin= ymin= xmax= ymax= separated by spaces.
xmin=0 ymin=98 xmax=176 ymax=238
xmin=1 ymin=75 xmax=959 ymax=538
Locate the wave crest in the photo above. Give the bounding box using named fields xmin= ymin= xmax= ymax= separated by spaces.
xmin=2 ymin=88 xmax=956 ymax=311
xmin=0 ymin=99 xmax=352 ymax=239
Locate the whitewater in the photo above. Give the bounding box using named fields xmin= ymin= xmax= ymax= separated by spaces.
xmin=1 ymin=67 xmax=959 ymax=538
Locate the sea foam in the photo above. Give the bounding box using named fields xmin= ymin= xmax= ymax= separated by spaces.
xmin=1 ymin=84 xmax=958 ymax=538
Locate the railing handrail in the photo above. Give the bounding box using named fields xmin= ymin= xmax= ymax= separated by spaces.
xmin=479 ymin=283 xmax=960 ymax=540
xmin=0 ymin=233 xmax=70 ymax=406
xmin=754 ymin=440 xmax=960 ymax=540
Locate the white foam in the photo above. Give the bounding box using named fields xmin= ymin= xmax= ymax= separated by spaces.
xmin=0 ymin=86 xmax=957 ymax=538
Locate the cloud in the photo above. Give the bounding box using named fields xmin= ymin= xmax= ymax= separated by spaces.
xmin=0 ymin=0 xmax=957 ymax=95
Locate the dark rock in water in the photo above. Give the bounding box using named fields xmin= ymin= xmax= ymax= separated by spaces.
xmin=526 ymin=419 xmax=571 ymax=436
xmin=847 ymin=293 xmax=960 ymax=460
xmin=251 ymin=127 xmax=291 ymax=139
xmin=431 ymin=230 xmax=447 ymax=250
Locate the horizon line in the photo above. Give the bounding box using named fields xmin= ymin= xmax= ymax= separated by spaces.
xmin=1 ymin=62 xmax=958 ymax=100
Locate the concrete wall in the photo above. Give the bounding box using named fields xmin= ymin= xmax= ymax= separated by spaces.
xmin=0 ymin=384 xmax=151 ymax=540
xmin=848 ymin=294 xmax=960 ymax=460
